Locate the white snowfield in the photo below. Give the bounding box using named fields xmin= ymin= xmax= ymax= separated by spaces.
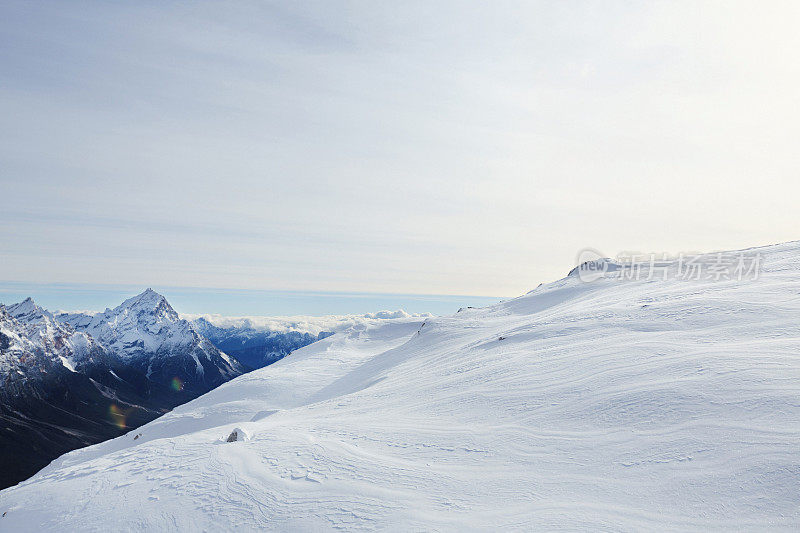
xmin=2 ymin=242 xmax=800 ymax=531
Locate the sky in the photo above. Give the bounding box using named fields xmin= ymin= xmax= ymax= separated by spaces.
xmin=2 ymin=1 xmax=800 ymax=315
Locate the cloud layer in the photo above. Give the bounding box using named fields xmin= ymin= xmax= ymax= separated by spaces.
xmin=3 ymin=2 xmax=799 ymax=296
xmin=182 ymin=310 xmax=432 ymax=336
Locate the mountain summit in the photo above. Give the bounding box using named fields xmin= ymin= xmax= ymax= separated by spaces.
xmin=58 ymin=289 xmax=243 ymax=394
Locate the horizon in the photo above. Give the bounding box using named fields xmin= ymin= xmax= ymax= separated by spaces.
xmin=3 ymin=237 xmax=794 ymax=316
xmin=0 ymin=282 xmax=506 ymax=317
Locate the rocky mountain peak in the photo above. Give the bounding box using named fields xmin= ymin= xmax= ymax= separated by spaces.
xmin=7 ymin=297 xmax=53 ymax=323
xmin=116 ymin=289 xmax=176 ymax=319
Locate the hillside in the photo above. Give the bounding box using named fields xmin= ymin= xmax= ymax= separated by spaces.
xmin=1 ymin=242 xmax=799 ymax=530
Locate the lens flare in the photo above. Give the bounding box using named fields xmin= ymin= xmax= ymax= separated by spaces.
xmin=109 ymin=404 xmax=128 ymax=429
xmin=171 ymin=377 xmax=184 ymax=391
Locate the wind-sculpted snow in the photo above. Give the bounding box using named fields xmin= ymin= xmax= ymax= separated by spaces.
xmin=3 ymin=242 xmax=800 ymax=530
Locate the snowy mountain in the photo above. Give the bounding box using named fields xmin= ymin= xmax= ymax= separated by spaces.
xmin=4 ymin=241 xmax=798 ymax=530
xmin=0 ymin=305 xmax=47 ymax=384
xmin=0 ymin=290 xmax=407 ymax=491
xmin=191 ymin=316 xmax=330 ymax=369
xmin=0 ymin=301 xmax=173 ymax=492
xmin=0 ymin=290 xmax=247 ymax=491
xmin=4 ymin=298 xmax=108 ymax=374
xmin=58 ymin=289 xmax=244 ymax=395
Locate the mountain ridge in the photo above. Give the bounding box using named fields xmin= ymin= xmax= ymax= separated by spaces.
xmin=57 ymin=289 xmax=244 ymax=394
xmin=0 ymin=289 xmax=246 ymax=490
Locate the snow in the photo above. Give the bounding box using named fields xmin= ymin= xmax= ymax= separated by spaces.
xmin=6 ymin=298 xmax=44 ymax=320
xmin=2 ymin=242 xmax=800 ymax=530
xmin=224 ymin=427 xmax=251 ymax=442
xmin=57 ymin=289 xmax=197 ymax=360
xmin=0 ymin=307 xmax=40 ymax=375
xmin=54 ymin=290 xmax=235 ymax=386
xmin=57 ymin=356 xmax=76 ymax=373
xmin=0 ymin=299 xmax=104 ymax=376
xmin=185 ymin=309 xmax=432 ymax=336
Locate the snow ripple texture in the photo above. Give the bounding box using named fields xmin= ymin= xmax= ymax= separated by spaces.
xmin=2 ymin=242 xmax=800 ymax=531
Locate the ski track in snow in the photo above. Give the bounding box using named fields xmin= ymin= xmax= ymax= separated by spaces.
xmin=2 ymin=242 xmax=800 ymax=530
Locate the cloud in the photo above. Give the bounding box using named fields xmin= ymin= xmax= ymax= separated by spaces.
xmin=3 ymin=2 xmax=800 ymax=296
xmin=181 ymin=310 xmax=432 ymax=336
xmin=362 ymin=310 xmax=414 ymax=320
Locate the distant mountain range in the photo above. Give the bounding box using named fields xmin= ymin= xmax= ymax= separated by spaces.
xmin=0 ymin=289 xmax=328 ymax=490
xmin=192 ymin=316 xmax=332 ymax=369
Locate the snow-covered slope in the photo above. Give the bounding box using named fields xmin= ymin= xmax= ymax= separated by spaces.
xmin=58 ymin=289 xmax=243 ymax=393
xmin=188 ymin=311 xmax=428 ymax=370
xmin=3 ymin=242 xmax=800 ymax=530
